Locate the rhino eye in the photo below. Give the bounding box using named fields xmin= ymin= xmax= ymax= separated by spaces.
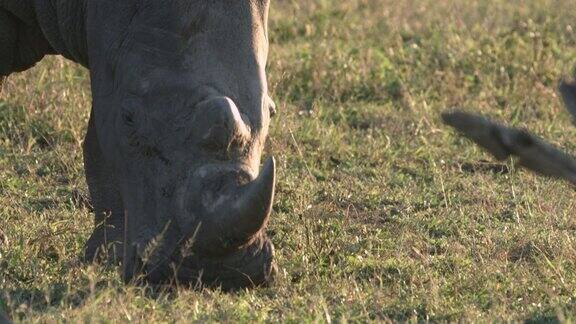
xmin=120 ymin=96 xmax=143 ymax=128
xmin=122 ymin=111 xmax=135 ymax=127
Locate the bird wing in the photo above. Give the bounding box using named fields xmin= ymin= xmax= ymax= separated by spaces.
xmin=442 ymin=110 xmax=576 ymax=186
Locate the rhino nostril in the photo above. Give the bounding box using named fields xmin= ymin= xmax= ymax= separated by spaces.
xmin=202 ymin=125 xmax=230 ymax=151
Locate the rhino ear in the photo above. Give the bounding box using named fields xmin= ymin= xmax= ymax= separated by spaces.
xmin=559 ymin=80 xmax=576 ymax=125
xmin=442 ymin=110 xmax=576 ymax=186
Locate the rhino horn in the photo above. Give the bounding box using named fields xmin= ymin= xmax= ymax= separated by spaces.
xmin=198 ymin=157 xmax=276 ymax=256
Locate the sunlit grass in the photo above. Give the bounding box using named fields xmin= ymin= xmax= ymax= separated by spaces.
xmin=2 ymin=0 xmax=576 ymax=321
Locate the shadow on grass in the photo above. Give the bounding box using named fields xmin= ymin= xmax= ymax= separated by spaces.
xmin=2 ymin=282 xmax=91 ymax=321
xmin=1 ymin=273 xmax=193 ymax=321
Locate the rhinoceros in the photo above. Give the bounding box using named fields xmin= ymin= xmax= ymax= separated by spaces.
xmin=442 ymin=80 xmax=576 ymax=186
xmin=0 ymin=0 xmax=277 ymax=290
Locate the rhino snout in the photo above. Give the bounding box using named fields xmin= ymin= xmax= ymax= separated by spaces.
xmin=180 ymin=157 xmax=276 ymax=256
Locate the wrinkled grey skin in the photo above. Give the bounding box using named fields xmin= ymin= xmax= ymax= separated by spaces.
xmin=1 ymin=0 xmax=277 ymax=290
xmin=443 ymin=79 xmax=576 ymax=187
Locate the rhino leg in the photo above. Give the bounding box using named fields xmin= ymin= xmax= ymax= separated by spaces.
xmin=82 ymin=109 xmax=124 ymax=263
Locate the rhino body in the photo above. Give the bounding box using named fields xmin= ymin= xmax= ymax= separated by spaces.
xmin=0 ymin=0 xmax=277 ymax=290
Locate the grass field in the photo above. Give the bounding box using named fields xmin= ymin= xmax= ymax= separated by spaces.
xmin=2 ymin=0 xmax=576 ymax=321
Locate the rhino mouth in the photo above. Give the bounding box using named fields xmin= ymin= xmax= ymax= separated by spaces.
xmin=143 ymin=231 xmax=276 ymax=290
xmin=122 ymin=157 xmax=277 ymax=287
